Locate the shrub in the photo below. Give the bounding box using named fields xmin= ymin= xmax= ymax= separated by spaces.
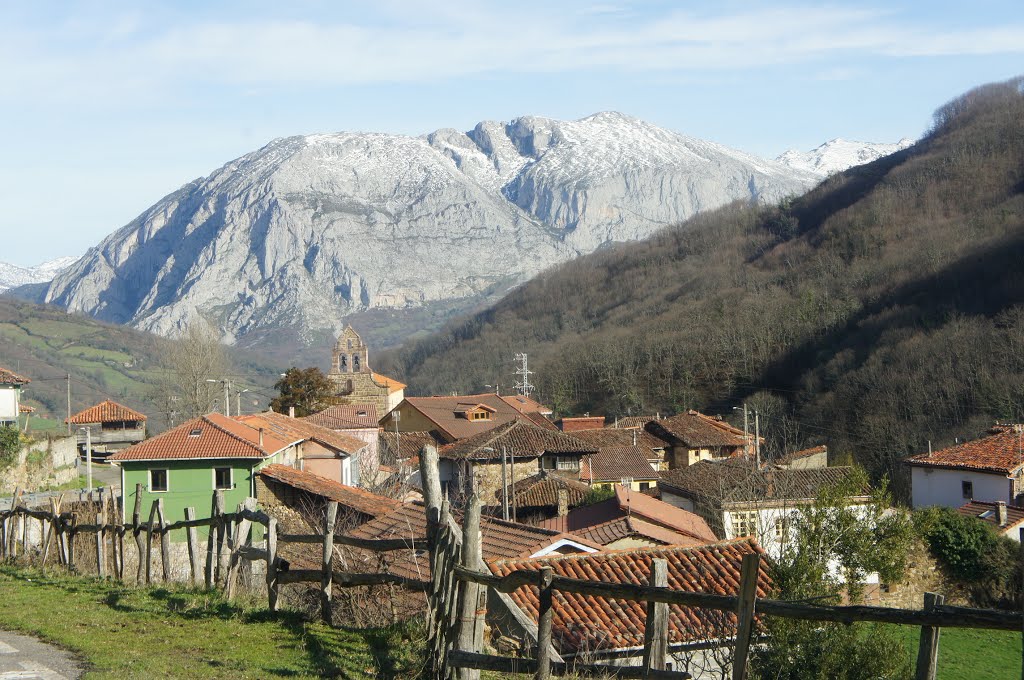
xmin=0 ymin=425 xmax=21 ymax=469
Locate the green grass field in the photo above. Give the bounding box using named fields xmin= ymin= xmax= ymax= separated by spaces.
xmin=898 ymin=625 xmax=1022 ymax=680
xmin=0 ymin=566 xmax=424 ymax=679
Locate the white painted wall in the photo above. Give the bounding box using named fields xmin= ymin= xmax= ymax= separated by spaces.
xmin=910 ymin=467 xmax=1013 ymax=509
xmin=0 ymin=388 xmax=18 ymax=423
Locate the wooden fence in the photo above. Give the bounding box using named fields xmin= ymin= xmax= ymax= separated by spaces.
xmin=4 ymin=454 xmax=1024 ymax=680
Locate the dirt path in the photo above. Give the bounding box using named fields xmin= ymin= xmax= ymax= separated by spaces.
xmin=0 ymin=629 xmax=81 ymax=679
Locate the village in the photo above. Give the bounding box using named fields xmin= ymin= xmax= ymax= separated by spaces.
xmin=2 ymin=326 xmax=1022 ymax=679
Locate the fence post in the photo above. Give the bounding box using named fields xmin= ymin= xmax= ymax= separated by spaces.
xmin=41 ymin=497 xmax=56 ymax=567
xmin=67 ymin=514 xmax=77 ymax=571
xmin=205 ymin=490 xmax=223 ymax=588
xmin=456 ymin=494 xmax=484 ymax=680
xmin=157 ymin=499 xmax=171 ymax=582
xmin=95 ymin=511 xmax=106 ymax=578
xmin=915 ymin=592 xmax=945 ymax=680
xmin=8 ymin=488 xmax=21 ymax=559
xmin=185 ymin=507 xmax=201 ymax=585
xmin=642 ymin=558 xmax=670 ymax=672
xmin=215 ymin=491 xmax=228 ymax=586
xmin=321 ymin=501 xmax=338 ymax=625
xmin=535 ymin=566 xmax=555 ymax=680
xmin=732 ymin=552 xmax=761 ymax=680
xmin=266 ymin=516 xmax=279 ymax=615
xmin=145 ymin=500 xmax=159 ymax=584
xmin=132 ymin=483 xmax=145 ymax=584
xmin=226 ymin=499 xmax=255 ymax=600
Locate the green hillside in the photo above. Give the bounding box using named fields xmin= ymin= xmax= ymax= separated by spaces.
xmin=379 ymin=77 xmax=1024 ymax=496
xmin=0 ymin=297 xmax=283 ymax=433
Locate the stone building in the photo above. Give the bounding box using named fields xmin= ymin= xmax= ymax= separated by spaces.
xmin=326 ymin=325 xmax=405 ymax=416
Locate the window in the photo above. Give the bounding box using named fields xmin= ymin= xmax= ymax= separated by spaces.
xmin=353 ymin=355 xmax=360 ymax=371
xmin=150 ymin=469 xmax=168 ymax=492
xmin=555 ymin=455 xmax=580 ymax=471
xmin=472 ymin=410 xmax=490 ymax=421
xmin=962 ymin=481 xmax=974 ymax=499
xmin=774 ymin=517 xmax=787 ymax=542
xmin=731 ymin=511 xmax=757 ymax=538
xmin=639 ymin=482 xmax=651 ymax=491
xmin=214 ymin=467 xmax=232 ymax=490
xmin=340 ymin=355 xmax=348 ymax=371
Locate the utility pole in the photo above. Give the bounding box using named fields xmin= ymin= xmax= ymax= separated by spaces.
xmin=513 ymin=353 xmax=534 ymax=398
xmin=235 ymin=389 xmax=249 ymax=416
xmin=79 ymin=427 xmax=93 ymax=493
xmin=501 ymin=446 xmax=509 ymax=521
xmin=66 ymin=373 xmax=71 ymax=435
xmin=206 ymin=379 xmax=231 ymax=416
xmin=754 ymin=410 xmax=761 ymax=468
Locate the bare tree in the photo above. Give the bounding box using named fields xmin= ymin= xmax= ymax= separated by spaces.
xmin=167 ymin=321 xmax=229 ymax=419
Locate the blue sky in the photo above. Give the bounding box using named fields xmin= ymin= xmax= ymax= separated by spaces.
xmin=2 ymin=0 xmax=1022 ymax=266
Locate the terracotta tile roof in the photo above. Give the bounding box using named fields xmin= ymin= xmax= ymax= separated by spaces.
xmin=0 ymin=367 xmax=30 ymax=385
xmin=18 ymin=404 xmax=35 ymax=413
xmin=777 ymin=444 xmax=827 ymax=465
xmin=577 ymin=516 xmax=708 ymax=547
xmin=488 ymin=539 xmax=770 ymax=654
xmin=237 ymin=411 xmax=365 ymax=455
xmin=580 ymin=446 xmax=660 ymax=483
xmin=957 ymin=501 xmax=1024 ymax=533
xmin=440 ymin=419 xmax=597 ymax=462
xmin=303 ymin=404 xmax=379 ymax=429
xmin=347 ymin=502 xmax=596 ymax=580
xmin=371 ymin=372 xmax=406 ymax=394
xmin=557 ymin=416 xmax=606 ymax=432
xmin=66 ymin=399 xmax=147 ymax=424
xmin=541 ymin=486 xmax=717 ymax=544
xmin=108 ymin=413 xmax=293 ymax=461
xmin=645 ymin=410 xmax=749 ymax=449
xmin=505 ymin=471 xmax=592 ymax=509
xmin=396 ymin=393 xmax=555 ymax=441
xmin=607 ymin=416 xmax=660 ymax=429
xmin=522 ymin=410 xmax=559 ymax=431
xmin=379 ymin=430 xmax=445 ymax=462
xmin=259 ymin=464 xmax=399 ymax=517
xmin=570 ymin=427 xmax=669 ymax=455
xmin=905 ymin=425 xmax=1024 ymax=475
xmin=660 ymin=460 xmax=865 ymax=504
xmin=499 ymin=394 xmax=553 ymax=416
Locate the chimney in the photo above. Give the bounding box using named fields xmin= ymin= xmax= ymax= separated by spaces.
xmin=997 ymin=501 xmax=1008 ymax=527
xmin=632 ymin=430 xmax=638 ymax=447
xmin=259 ymin=428 xmax=265 ymax=448
xmin=288 ymin=406 xmax=295 ymax=418
xmin=557 ymin=489 xmax=569 ymax=517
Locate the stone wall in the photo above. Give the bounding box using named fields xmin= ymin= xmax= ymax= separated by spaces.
xmin=0 ymin=434 xmax=78 ymax=494
xmin=331 ymin=373 xmax=390 ymax=418
xmin=871 ymin=537 xmax=968 ymax=608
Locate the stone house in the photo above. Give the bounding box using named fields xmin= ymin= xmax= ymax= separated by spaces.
xmin=776 ymin=444 xmax=828 ymax=469
xmin=327 ymin=325 xmax=405 ymax=415
xmin=645 ymin=410 xmax=753 ymax=468
xmin=302 ymin=403 xmax=381 ymax=479
xmin=383 ymin=392 xmax=556 ymax=444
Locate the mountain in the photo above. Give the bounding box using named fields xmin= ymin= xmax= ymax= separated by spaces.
xmin=377 ymin=77 xmax=1024 ymax=496
xmin=43 ymin=113 xmax=820 ymax=356
xmin=0 ymin=256 xmax=77 ymax=293
xmin=776 ymin=138 xmax=915 ymax=177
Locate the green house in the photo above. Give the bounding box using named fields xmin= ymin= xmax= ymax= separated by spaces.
xmin=108 ymin=412 xmax=301 ymax=540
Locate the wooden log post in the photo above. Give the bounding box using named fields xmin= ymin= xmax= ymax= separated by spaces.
xmin=456 ymin=494 xmax=484 ymax=680
xmin=95 ymin=511 xmax=106 ymax=578
xmin=642 ymin=558 xmax=670 ymax=672
xmin=731 ymin=553 xmax=762 ymax=680
xmin=40 ymin=497 xmax=56 ymax=567
xmin=215 ymin=491 xmax=228 ymax=586
xmin=225 ymin=499 xmax=256 ymax=601
xmin=184 ymin=507 xmax=201 ymax=585
xmin=205 ymin=490 xmax=223 ymax=588
xmin=915 ymin=592 xmax=945 ymax=680
xmin=67 ymin=514 xmax=77 ymax=571
xmin=145 ymin=499 xmax=159 ymax=585
xmin=157 ymin=499 xmax=171 ymax=582
xmin=8 ymin=488 xmax=21 ymax=559
xmin=133 ymin=483 xmax=145 ymax=584
xmin=535 ymin=566 xmax=555 ymax=680
xmin=320 ymin=501 xmax=339 ymax=625
xmin=266 ymin=516 xmax=279 ymax=615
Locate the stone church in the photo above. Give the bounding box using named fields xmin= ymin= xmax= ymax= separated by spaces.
xmin=327 ymin=325 xmax=405 ymax=417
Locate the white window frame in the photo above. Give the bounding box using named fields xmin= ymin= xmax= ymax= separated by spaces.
xmin=213 ymin=466 xmax=233 ymax=491
xmin=731 ymin=511 xmax=757 ymax=538
xmin=149 ymin=468 xmax=169 ymax=493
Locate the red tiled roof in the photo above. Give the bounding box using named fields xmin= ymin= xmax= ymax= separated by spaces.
xmin=66 ymin=399 xmax=147 ymax=424
xmin=579 ymin=446 xmax=661 ymax=483
xmin=488 ymin=539 xmax=770 ymax=654
xmin=646 ymin=410 xmax=749 ymax=449
xmin=906 ymin=425 xmax=1024 ymax=475
xmin=570 ymin=427 xmax=669 ymax=455
xmin=379 ymin=430 xmax=445 ymax=462
xmin=19 ymin=404 xmax=35 ymax=413
xmin=778 ymin=445 xmax=827 ymax=465
xmin=440 ymin=419 xmax=597 ymax=461
xmin=371 ymin=372 xmax=406 ymax=394
xmin=957 ymin=501 xmax=1024 ymax=533
xmin=395 ymin=393 xmax=555 ymax=441
xmin=303 ymin=404 xmax=379 ymax=429
xmin=607 ymin=416 xmax=660 ymax=429
xmin=660 ymin=460 xmax=864 ymax=505
xmin=499 ymin=394 xmax=553 ymax=416
xmin=576 ymin=516 xmax=708 ymax=547
xmin=108 ymin=413 xmax=292 ymax=461
xmin=0 ymin=367 xmax=30 ymax=385
xmin=557 ymin=416 xmax=606 ymax=432
xmin=259 ymin=464 xmax=398 ymax=517
xmin=237 ymin=411 xmax=365 ymax=455
xmin=505 ymin=471 xmax=592 ymax=509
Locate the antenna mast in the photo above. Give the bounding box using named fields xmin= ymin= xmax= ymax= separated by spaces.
xmin=513 ymin=353 xmax=534 ymax=397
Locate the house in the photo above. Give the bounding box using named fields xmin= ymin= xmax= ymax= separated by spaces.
xmin=645 ymin=410 xmax=752 ymax=468
xmin=957 ymin=500 xmax=1024 ymax=541
xmin=301 ymin=404 xmax=381 ymax=478
xmin=236 ymin=411 xmax=368 ymax=486
xmin=608 ymin=415 xmax=662 ymax=429
xmin=572 ymin=426 xmax=671 ymax=471
xmin=540 ymin=484 xmax=717 ymax=549
xmin=500 ymin=470 xmax=593 ymax=524
xmin=0 ymin=367 xmax=30 ymax=428
xmin=905 ymin=424 xmax=1024 ymax=508
xmin=438 ymin=418 xmax=598 ymax=500
xmin=66 ymin=399 xmax=147 ymax=460
xmin=257 ymin=463 xmax=399 ymax=526
xmin=107 ymin=413 xmax=300 ymax=534
xmin=383 ymin=392 xmax=557 ymax=444
xmin=658 ymin=459 xmax=869 ymax=561
xmin=555 ymin=416 xmax=606 ymax=432
xmin=487 ymin=539 xmax=770 ymax=669
xmin=326 ymin=325 xmax=406 ymax=415
xmin=777 ymin=445 xmax=828 ymax=469
xmin=378 ymin=430 xmax=445 ymax=465
xmin=578 ymin=445 xmax=661 ymax=492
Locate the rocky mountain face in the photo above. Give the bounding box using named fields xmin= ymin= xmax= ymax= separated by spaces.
xmin=0 ymin=256 xmax=77 ymax=293
xmin=45 ymin=112 xmax=843 ymax=350
xmin=775 ymin=138 xmax=915 ymax=177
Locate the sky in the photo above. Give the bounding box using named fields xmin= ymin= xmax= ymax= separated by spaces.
xmin=1 ymin=0 xmax=1022 ymax=266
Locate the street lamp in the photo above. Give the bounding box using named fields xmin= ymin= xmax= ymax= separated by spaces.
xmin=235 ymin=388 xmax=250 ymax=415
xmin=206 ymin=379 xmax=231 ymax=417
xmin=78 ymin=426 xmax=93 ymax=493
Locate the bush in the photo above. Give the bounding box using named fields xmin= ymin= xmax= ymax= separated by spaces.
xmin=0 ymin=425 xmax=21 ymax=469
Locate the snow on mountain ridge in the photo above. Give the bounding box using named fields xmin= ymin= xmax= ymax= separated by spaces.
xmin=0 ymin=256 xmax=78 ymax=292
xmin=775 ymin=137 xmax=915 ymax=177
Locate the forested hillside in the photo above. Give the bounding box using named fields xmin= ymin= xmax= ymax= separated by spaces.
xmin=380 ymin=77 xmax=1024 ymax=496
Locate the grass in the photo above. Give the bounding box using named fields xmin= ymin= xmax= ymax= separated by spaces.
xmin=0 ymin=565 xmax=425 ymax=679
xmin=898 ymin=625 xmax=1022 ymax=680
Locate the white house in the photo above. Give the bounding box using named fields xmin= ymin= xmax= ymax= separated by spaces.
xmin=957 ymin=500 xmax=1024 ymax=541
xmin=0 ymin=367 xmax=30 ymax=428
xmin=905 ymin=424 xmax=1024 ymax=509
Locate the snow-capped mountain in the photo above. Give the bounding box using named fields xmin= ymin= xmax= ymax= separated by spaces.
xmin=775 ymin=138 xmax=915 ymax=177
xmin=0 ymin=256 xmax=78 ymax=293
xmin=45 ymin=113 xmax=825 ymax=348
